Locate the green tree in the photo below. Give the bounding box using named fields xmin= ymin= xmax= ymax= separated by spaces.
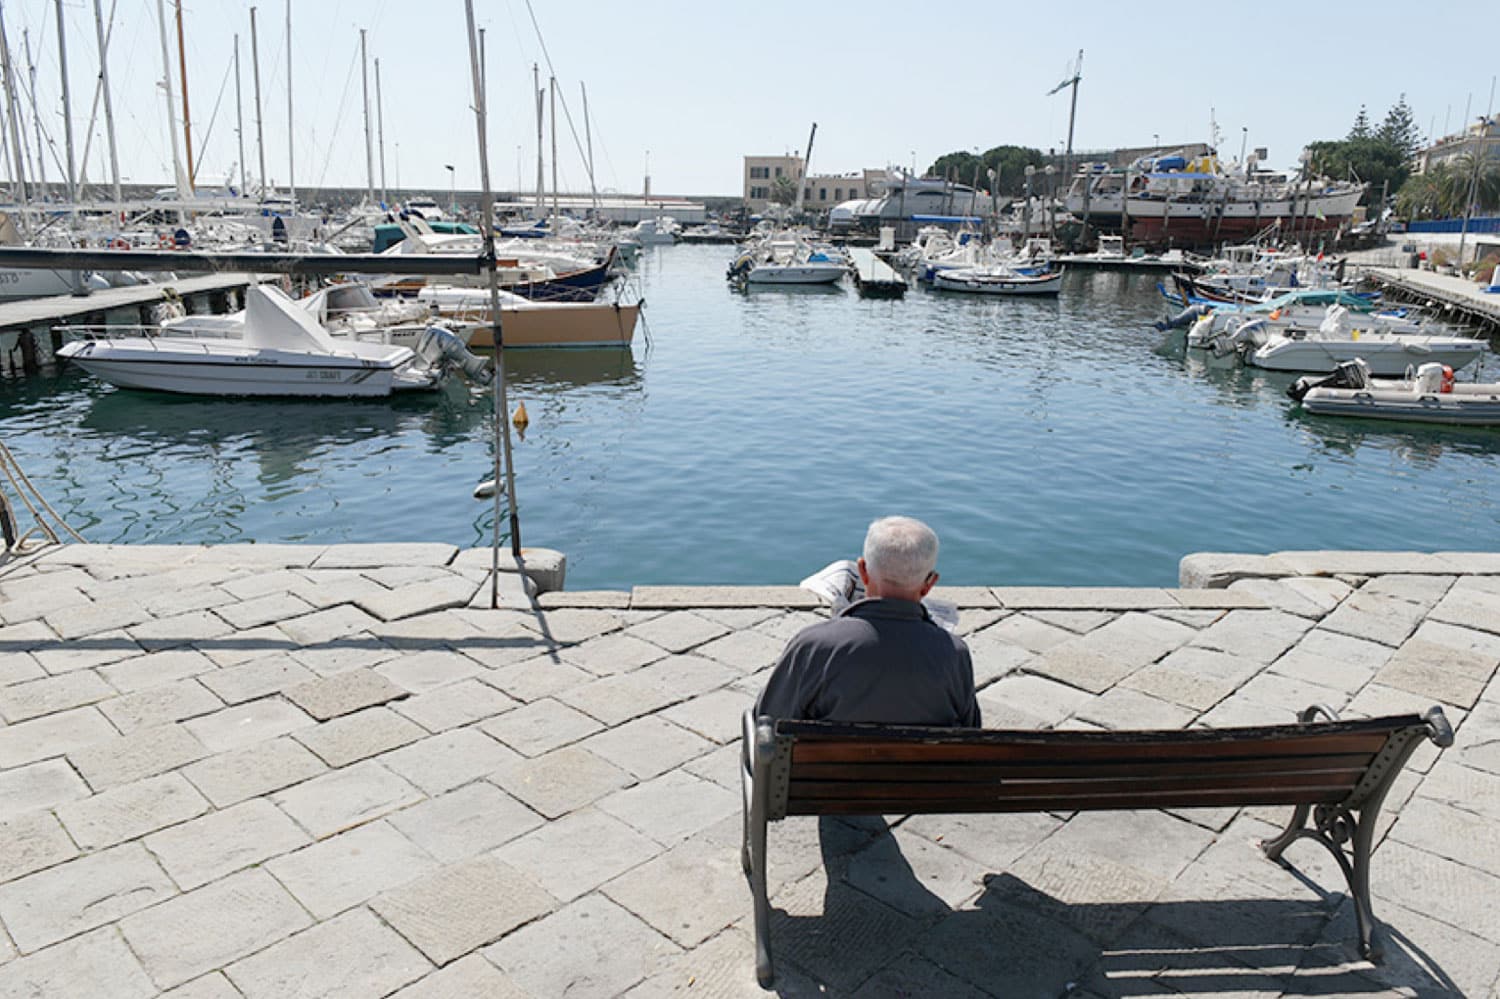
xmin=1305 ymin=137 xmax=1403 ymax=204
xmin=769 ymin=174 xmax=798 ymax=207
xmin=1377 ymin=94 xmax=1422 ymax=160
xmin=1348 ymin=105 xmax=1372 ymax=140
xmin=925 ymin=145 xmax=1046 ymax=197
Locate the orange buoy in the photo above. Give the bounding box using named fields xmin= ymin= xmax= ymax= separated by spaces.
xmin=512 ymin=402 xmax=529 ymax=430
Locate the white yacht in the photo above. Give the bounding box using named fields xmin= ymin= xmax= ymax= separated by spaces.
xmin=56 ymin=285 xmax=446 ymax=397
xmin=405 ymin=196 xmax=446 ymax=222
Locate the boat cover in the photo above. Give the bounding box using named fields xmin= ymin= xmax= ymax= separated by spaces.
xmin=243 ymin=285 xmax=345 ymax=353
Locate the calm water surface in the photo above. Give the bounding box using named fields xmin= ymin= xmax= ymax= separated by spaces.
xmin=4 ymin=245 xmax=1500 ymax=589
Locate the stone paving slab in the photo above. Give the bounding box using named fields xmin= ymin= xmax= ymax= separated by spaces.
xmin=2 ymin=543 xmax=1498 ymax=998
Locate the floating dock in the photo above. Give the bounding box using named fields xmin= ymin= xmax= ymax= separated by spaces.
xmin=1055 ymin=254 xmax=1192 ymax=271
xmin=0 ymin=273 xmax=259 ymax=376
xmin=1360 ymin=266 xmax=1500 ymax=330
xmin=848 ymin=248 xmax=907 ymax=298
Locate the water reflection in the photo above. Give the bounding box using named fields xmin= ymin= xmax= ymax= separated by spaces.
xmin=1285 ymin=407 xmax=1500 ymax=466
xmin=502 ymin=348 xmax=641 ymax=390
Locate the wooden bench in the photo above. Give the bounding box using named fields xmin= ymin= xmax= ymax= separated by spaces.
xmin=740 ymin=704 xmax=1453 ymax=987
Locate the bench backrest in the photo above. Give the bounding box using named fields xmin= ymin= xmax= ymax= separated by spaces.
xmin=751 ymin=709 xmax=1451 ymax=821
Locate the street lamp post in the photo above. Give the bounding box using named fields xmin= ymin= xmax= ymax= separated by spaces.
xmin=1023 ymin=165 xmax=1035 ymax=242
xmin=1044 ymin=164 xmax=1056 ymax=236
xmin=445 ymin=164 xmax=456 ymax=218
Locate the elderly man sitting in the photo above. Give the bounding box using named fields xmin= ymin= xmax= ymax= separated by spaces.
xmin=755 ymin=516 xmax=980 ymax=727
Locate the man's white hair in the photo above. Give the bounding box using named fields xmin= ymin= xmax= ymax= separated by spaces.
xmin=862 ymin=516 xmax=939 ymax=589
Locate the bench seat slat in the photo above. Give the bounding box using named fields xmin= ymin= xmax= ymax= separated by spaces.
xmin=786 ymin=785 xmax=1348 ymax=815
xmin=788 ymin=731 xmax=1392 ymax=765
xmin=788 ymin=753 xmax=1376 ymax=783
xmin=789 ymin=770 xmax=1358 ymax=802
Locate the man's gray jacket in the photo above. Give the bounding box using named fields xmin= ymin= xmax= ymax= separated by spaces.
xmin=755 ymin=598 xmax=981 ymax=727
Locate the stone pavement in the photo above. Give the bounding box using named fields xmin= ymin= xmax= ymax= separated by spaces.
xmin=1 ymin=543 xmax=1499 ymax=998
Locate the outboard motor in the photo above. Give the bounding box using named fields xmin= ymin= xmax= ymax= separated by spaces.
xmin=1186 ymin=311 xmax=1217 ymax=347
xmin=1154 ymin=303 xmax=1210 ymax=332
xmin=1288 ymin=358 xmax=1370 ymax=402
xmin=415 ymin=325 xmax=494 ymax=385
xmin=1229 ymin=317 xmax=1269 ymax=347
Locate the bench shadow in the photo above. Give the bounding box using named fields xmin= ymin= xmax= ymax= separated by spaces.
xmin=763 ymin=823 xmax=1463 ymax=997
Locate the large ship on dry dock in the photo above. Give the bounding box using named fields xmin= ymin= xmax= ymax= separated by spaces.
xmin=1063 ymin=153 xmax=1364 ymax=246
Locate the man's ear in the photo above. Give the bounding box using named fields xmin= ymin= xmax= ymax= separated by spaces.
xmin=920 ymin=571 xmax=939 ymax=597
xmin=856 ymin=558 xmax=870 ymax=588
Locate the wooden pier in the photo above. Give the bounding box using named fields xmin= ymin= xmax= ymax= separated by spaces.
xmin=0 ymin=273 xmax=259 ymax=376
xmin=848 ymin=248 xmax=907 ymax=298
xmin=1360 ymin=266 xmax=1500 ymax=331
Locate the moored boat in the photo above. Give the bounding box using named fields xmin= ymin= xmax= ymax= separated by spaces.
xmin=931 ymin=266 xmax=1063 ymax=296
xmin=56 ymin=285 xmax=450 ymax=397
xmin=1289 ymin=360 xmax=1500 ymax=426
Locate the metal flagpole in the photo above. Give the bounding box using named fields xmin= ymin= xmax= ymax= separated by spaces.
xmin=461 ymin=0 xmax=523 ymax=607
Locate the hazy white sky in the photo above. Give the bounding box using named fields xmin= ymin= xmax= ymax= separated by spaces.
xmin=2 ymin=0 xmax=1495 ymax=199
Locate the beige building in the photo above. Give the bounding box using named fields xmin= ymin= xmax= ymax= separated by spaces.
xmin=743 ymin=157 xmax=884 ymax=212
xmin=1416 ymin=119 xmax=1499 ymax=174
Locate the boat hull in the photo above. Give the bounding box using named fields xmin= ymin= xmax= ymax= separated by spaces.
xmin=1249 ymin=339 xmax=1487 ymax=376
xmin=932 ymin=270 xmax=1063 ymax=295
xmin=464 ymin=302 xmax=640 ymax=349
xmin=56 ymin=340 xmax=428 ymax=397
xmin=745 ymin=265 xmax=844 ymax=285
xmin=1302 ymin=386 xmax=1500 ymax=425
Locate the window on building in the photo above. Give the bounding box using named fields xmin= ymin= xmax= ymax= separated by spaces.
xmin=774 ymin=167 xmax=782 ymax=178
xmin=834 ymin=188 xmax=842 ymax=200
xmin=819 ymin=188 xmax=827 ymax=201
xmin=804 ymin=188 xmax=812 ymax=201
xmin=750 ymin=166 xmax=769 ymax=179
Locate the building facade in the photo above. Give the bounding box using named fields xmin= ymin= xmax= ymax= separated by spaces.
xmin=743 ymin=158 xmax=885 ymax=212
xmin=1416 ymin=119 xmax=1499 ymax=174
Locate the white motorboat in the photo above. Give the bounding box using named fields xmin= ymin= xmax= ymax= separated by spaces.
xmin=1290 ymin=360 xmax=1500 ymax=426
xmin=404 ymin=196 xmax=446 ymax=222
xmin=629 ymin=217 xmax=681 ymax=245
xmin=1189 ymin=303 xmax=1488 ymax=375
xmin=727 ymin=232 xmax=845 ymax=285
xmin=932 ymin=266 xmax=1064 ymax=296
xmin=56 ymin=285 xmax=447 ymax=397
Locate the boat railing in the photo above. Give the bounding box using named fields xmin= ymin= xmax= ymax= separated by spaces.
xmin=52 ymin=325 xmax=227 ymax=354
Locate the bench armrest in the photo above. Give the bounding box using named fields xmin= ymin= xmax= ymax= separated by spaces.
xmin=1423 ymin=705 xmax=1454 ymax=748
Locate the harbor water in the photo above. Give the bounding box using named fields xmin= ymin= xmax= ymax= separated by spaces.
xmin=3 ymin=244 xmax=1500 ymax=590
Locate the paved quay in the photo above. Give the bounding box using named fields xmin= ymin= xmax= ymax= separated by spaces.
xmin=1 ymin=543 xmax=1499 ymax=998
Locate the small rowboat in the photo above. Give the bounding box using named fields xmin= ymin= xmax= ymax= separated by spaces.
xmin=932 ymin=266 xmax=1063 ymax=296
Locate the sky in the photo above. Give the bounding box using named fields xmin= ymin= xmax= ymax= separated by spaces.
xmin=0 ymin=0 xmax=1496 ymax=200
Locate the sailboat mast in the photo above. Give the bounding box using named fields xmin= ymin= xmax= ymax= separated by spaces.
xmin=92 ymin=0 xmax=122 ymax=204
xmin=581 ymin=81 xmax=597 ymax=211
xmin=53 ymin=0 xmax=78 ymax=208
xmin=233 ymin=34 xmax=246 ymax=195
xmin=549 ymin=75 xmax=558 ymax=222
xmin=359 ymin=29 xmax=373 ymax=207
xmin=174 ymin=0 xmax=193 ymax=189
xmin=154 ymin=0 xmax=188 ymax=199
xmin=285 ymin=0 xmax=294 ymax=211
xmin=532 ymin=64 xmax=543 ymax=216
xmin=22 ymin=29 xmax=43 ymax=198
xmin=1063 ymin=49 xmax=1082 ymax=185
xmin=374 ymin=57 xmax=386 ymax=203
xmin=250 ymin=6 xmax=265 ymax=194
xmin=0 ymin=7 xmax=28 ymax=204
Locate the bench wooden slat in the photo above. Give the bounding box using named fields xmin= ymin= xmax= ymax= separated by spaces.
xmin=788 ymin=753 xmax=1377 ymax=783
xmin=788 ymin=731 xmax=1391 ymax=765
xmin=785 ymin=786 xmax=1345 ymax=815
xmin=790 ymin=769 xmax=1359 ymax=801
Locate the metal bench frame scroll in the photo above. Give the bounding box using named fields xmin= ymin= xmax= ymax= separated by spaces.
xmin=1260 ymin=703 xmax=1452 ymax=961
